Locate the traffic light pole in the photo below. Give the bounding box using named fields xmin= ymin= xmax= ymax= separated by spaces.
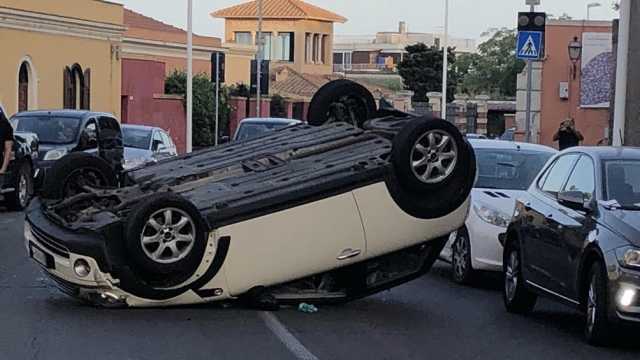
xmin=524 ymin=3 xmax=535 ymax=143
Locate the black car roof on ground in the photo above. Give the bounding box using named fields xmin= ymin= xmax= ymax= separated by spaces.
xmin=13 ymin=110 xmax=115 ymax=119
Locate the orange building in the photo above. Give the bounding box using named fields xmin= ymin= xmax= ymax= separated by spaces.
xmin=518 ymin=20 xmax=613 ymax=147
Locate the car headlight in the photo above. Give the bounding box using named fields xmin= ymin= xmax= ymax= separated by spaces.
xmin=473 ymin=202 xmax=512 ymax=228
xmin=123 ymin=157 xmax=148 ymax=170
xmin=615 ymin=247 xmax=640 ymax=269
xmin=43 ymin=148 xmax=68 ymax=161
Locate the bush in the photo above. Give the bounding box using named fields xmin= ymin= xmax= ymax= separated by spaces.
xmin=270 ymin=94 xmax=287 ymax=118
xmin=165 ymin=70 xmax=231 ymax=147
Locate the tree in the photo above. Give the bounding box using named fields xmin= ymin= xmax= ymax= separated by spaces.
xmin=165 ymin=70 xmax=231 ymax=147
xmin=397 ymin=43 xmax=457 ymax=103
xmin=455 ymin=28 xmax=525 ymax=99
xmin=270 ymin=94 xmax=287 ymax=118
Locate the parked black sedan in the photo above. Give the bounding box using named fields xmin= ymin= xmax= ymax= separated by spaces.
xmin=501 ymin=147 xmax=640 ymax=346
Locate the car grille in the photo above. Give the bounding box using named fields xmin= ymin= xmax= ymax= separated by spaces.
xmin=30 ymin=225 xmax=70 ymax=259
xmin=44 ymin=272 xmax=81 ymax=298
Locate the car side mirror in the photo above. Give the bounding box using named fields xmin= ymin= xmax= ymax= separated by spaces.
xmin=558 ymin=191 xmax=591 ymax=212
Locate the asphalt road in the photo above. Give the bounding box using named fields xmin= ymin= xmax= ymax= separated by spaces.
xmin=1 ymin=209 xmax=639 ymax=360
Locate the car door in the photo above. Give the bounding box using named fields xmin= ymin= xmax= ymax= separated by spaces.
xmin=78 ymin=119 xmax=98 ymax=154
xmin=555 ymin=155 xmax=597 ymax=300
xmin=97 ymin=116 xmax=124 ymax=170
xmin=150 ymin=130 xmax=166 ymax=160
xmin=521 ymin=154 xmax=579 ymax=292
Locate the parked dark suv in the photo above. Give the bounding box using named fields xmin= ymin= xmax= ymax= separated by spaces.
xmin=10 ymin=111 xmax=123 ymax=189
xmin=501 ymin=147 xmax=640 ymax=346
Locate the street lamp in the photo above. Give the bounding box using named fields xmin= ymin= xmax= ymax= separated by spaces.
xmin=186 ymin=0 xmax=193 ymax=153
xmin=587 ymin=2 xmax=602 ymax=20
xmin=568 ymin=36 xmax=582 ymax=79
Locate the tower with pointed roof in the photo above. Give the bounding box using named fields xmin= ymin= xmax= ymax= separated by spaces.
xmin=212 ymin=0 xmax=346 ymax=76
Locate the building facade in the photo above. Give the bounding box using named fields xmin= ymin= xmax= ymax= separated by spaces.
xmin=516 ymin=20 xmax=613 ymax=147
xmin=0 ymin=0 xmax=125 ymax=117
xmin=333 ymin=22 xmax=477 ymax=73
xmin=212 ymin=0 xmax=347 ymax=78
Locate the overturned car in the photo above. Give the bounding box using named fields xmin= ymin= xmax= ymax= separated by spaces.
xmin=25 ymin=80 xmax=476 ymax=307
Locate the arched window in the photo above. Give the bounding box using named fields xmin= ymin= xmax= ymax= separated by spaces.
xmin=18 ymin=62 xmax=29 ymax=112
xmin=63 ymin=64 xmax=91 ymax=110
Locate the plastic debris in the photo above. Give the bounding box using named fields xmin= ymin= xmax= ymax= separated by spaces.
xmin=298 ymin=303 xmax=318 ymax=313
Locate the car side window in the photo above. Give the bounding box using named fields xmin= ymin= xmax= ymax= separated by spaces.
xmin=563 ymin=156 xmax=595 ymax=201
xmin=160 ymin=131 xmax=173 ymax=148
xmin=80 ymin=120 xmax=98 ymax=150
xmin=152 ymin=131 xmax=164 ymax=151
xmin=540 ymin=154 xmax=579 ymax=196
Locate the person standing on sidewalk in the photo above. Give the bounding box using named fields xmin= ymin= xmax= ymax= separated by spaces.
xmin=553 ymin=118 xmax=584 ymax=151
xmin=0 ymin=105 xmax=14 ymax=175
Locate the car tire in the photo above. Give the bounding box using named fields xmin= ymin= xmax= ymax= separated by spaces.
xmin=307 ymin=79 xmax=377 ymax=128
xmin=41 ymin=152 xmax=118 ymax=200
xmin=125 ymin=192 xmax=208 ymax=288
xmin=503 ymin=243 xmax=537 ymax=314
xmin=584 ymin=262 xmax=615 ymax=346
xmin=6 ymin=161 xmax=33 ymax=211
xmin=451 ymin=227 xmax=475 ymax=285
xmin=385 ymin=117 xmax=476 ymax=219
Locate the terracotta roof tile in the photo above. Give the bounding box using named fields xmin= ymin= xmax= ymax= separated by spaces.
xmin=124 ymin=8 xmax=221 ymax=48
xmin=212 ymin=0 xmax=347 ymax=23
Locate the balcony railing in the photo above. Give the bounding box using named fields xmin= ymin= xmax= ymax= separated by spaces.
xmin=333 ymin=63 xmax=395 ymax=73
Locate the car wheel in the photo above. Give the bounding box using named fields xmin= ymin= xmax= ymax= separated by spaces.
xmin=451 ymin=227 xmax=475 ymax=285
xmin=385 ymin=117 xmax=476 ymax=219
xmin=125 ymin=193 xmax=207 ymax=287
xmin=7 ymin=162 xmax=33 ymax=211
xmin=42 ymin=152 xmax=118 ymax=200
xmin=584 ymin=262 xmax=615 ymax=346
xmin=307 ymin=80 xmax=377 ymax=128
xmin=503 ymin=243 xmax=537 ymax=314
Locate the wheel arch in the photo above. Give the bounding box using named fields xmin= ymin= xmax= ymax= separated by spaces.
xmin=577 ymin=245 xmax=606 ymax=307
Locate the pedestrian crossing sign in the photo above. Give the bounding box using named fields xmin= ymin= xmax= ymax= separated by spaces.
xmin=517 ymin=31 xmax=543 ymax=60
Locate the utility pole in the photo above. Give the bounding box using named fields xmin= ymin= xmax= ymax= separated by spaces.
xmin=215 ymin=52 xmax=220 ymax=147
xmin=524 ymin=1 xmax=536 ymax=143
xmin=441 ymin=0 xmax=449 ymax=120
xmin=613 ymin=0 xmax=630 ymax=146
xmin=256 ymin=0 xmax=263 ymax=117
xmin=186 ymin=0 xmax=193 ymax=153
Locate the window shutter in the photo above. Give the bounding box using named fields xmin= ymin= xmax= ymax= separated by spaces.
xmin=63 ymin=66 xmax=72 ymax=109
xmin=82 ymin=68 xmax=91 ymax=110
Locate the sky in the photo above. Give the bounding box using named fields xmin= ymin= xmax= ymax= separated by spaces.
xmin=113 ymin=0 xmax=619 ymax=41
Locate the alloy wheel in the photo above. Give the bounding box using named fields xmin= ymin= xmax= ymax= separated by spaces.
xmin=18 ymin=173 xmax=28 ymax=208
xmin=410 ymin=130 xmax=458 ymax=184
xmin=141 ymin=208 xmax=196 ymax=264
xmin=505 ymin=250 xmax=519 ymax=302
xmin=587 ymin=277 xmax=597 ymax=334
xmin=452 ymin=235 xmax=469 ymax=280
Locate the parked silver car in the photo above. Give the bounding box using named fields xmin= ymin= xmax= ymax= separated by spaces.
xmin=122 ymin=125 xmax=178 ymax=170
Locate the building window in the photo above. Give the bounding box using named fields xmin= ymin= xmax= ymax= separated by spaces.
xmin=64 ymin=64 xmax=90 ymax=110
xmin=235 ymin=32 xmax=253 ymax=45
xmin=313 ymin=34 xmax=320 ymax=63
xmin=274 ymin=32 xmax=294 ymax=62
xmin=322 ymin=35 xmax=329 ymax=64
xmin=258 ymin=32 xmax=272 ymax=60
xmin=305 ymin=33 xmax=312 ymax=63
xmin=18 ymin=62 xmax=29 ymax=112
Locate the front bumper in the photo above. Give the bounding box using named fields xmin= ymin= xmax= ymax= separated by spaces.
xmin=608 ymin=262 xmax=640 ymax=323
xmin=24 ymin=221 xmax=127 ymax=307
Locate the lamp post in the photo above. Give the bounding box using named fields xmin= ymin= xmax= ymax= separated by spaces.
xmin=568 ymin=36 xmax=582 ymax=79
xmin=186 ymin=0 xmax=193 ymax=153
xmin=587 ymin=2 xmax=602 ymax=20
xmin=256 ymin=0 xmax=263 ymax=117
xmin=441 ymin=0 xmax=449 ymax=120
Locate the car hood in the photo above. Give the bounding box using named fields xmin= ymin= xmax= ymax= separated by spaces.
xmin=472 ymin=188 xmax=527 ymax=215
xmin=602 ymin=209 xmax=640 ymax=247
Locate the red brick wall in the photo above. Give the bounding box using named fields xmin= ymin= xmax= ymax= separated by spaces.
xmin=121 ymin=58 xmax=187 ymax=153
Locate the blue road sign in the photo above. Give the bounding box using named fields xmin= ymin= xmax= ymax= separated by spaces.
xmin=517 ymin=31 xmax=543 ymax=60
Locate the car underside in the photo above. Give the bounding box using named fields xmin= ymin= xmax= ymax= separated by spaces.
xmin=24 ymin=80 xmax=476 ymax=308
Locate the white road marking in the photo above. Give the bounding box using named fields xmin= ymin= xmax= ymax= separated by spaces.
xmin=260 ymin=311 xmax=319 ymax=360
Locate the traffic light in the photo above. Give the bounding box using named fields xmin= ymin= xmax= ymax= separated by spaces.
xmin=518 ymin=12 xmax=546 ymax=32
xmin=211 ymin=51 xmax=225 ymax=84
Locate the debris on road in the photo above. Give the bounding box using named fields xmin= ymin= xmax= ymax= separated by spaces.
xmin=298 ymin=303 xmax=318 ymax=313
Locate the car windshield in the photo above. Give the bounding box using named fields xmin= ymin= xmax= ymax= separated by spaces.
xmin=603 ymin=160 xmax=640 ymax=210
xmin=10 ymin=116 xmax=81 ymax=145
xmin=123 ymin=127 xmax=152 ymax=149
xmin=475 ymin=149 xmax=553 ymax=190
xmin=235 ymin=122 xmax=291 ymax=141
